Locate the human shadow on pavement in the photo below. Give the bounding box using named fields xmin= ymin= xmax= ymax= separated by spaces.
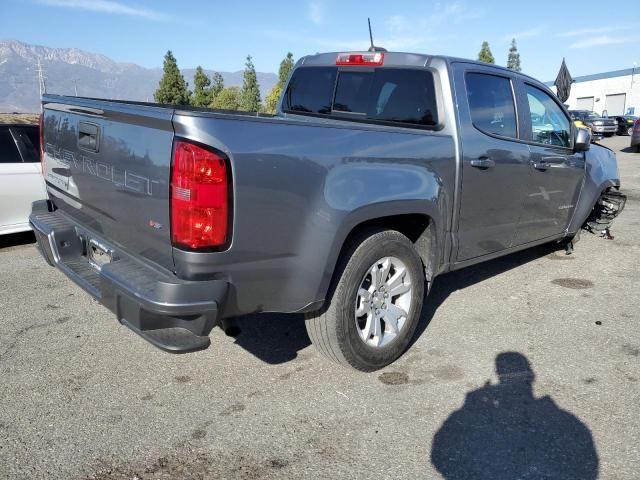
xmin=430 ymin=352 xmax=599 ymax=480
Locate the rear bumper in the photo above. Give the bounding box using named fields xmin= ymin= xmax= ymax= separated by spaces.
xmin=29 ymin=200 xmax=228 ymax=352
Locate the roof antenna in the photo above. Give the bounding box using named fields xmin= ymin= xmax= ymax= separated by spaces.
xmin=367 ymin=18 xmax=387 ymax=52
xmin=368 ymin=18 xmax=374 ymax=50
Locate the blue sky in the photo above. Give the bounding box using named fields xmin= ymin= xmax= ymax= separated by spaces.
xmin=3 ymin=0 xmax=639 ymax=80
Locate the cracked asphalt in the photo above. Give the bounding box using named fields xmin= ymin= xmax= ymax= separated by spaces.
xmin=1 ymin=136 xmax=638 ymax=479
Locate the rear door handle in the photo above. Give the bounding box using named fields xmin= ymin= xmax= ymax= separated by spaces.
xmin=470 ymin=157 xmax=495 ymax=169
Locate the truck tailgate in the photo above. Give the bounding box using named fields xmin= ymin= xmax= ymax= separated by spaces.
xmin=42 ymin=98 xmax=175 ymax=271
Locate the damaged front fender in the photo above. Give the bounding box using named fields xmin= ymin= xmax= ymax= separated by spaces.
xmin=567 ymin=143 xmax=625 ymax=236
xmin=583 ymin=189 xmax=627 ymax=236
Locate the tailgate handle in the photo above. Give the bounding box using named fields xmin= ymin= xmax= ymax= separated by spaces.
xmin=78 ymin=122 xmax=100 ymax=152
xmin=470 ymin=156 xmax=495 ymax=169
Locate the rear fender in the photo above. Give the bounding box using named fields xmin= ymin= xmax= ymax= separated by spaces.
xmin=316 ymin=160 xmax=449 ymax=303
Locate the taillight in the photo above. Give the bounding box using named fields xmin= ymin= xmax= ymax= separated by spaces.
xmin=336 ymin=52 xmax=384 ymax=66
xmin=171 ymin=140 xmax=229 ymax=249
xmin=39 ymin=112 xmax=45 ymax=176
xmin=635 ymin=120 xmax=640 ymax=132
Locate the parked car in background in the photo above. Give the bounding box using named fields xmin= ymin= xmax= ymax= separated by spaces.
xmin=569 ymin=110 xmax=617 ymax=138
xmin=0 ymin=123 xmax=47 ymax=235
xmin=615 ymin=115 xmax=638 ymax=136
xmin=631 ymin=119 xmax=640 ymax=152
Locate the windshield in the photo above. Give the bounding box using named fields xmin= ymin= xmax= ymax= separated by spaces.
xmin=585 ymin=112 xmax=601 ymax=120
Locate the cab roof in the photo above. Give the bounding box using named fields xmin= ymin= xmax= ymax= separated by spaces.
xmin=298 ymin=51 xmax=548 ymax=87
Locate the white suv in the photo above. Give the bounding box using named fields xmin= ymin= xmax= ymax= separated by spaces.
xmin=0 ymin=123 xmax=47 ymax=235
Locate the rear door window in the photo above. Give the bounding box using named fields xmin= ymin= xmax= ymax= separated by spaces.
xmin=465 ymin=72 xmax=518 ymax=139
xmin=284 ymin=67 xmax=439 ymax=128
xmin=0 ymin=128 xmax=22 ymax=164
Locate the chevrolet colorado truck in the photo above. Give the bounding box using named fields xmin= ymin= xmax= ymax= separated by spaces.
xmin=30 ymin=51 xmax=625 ymax=371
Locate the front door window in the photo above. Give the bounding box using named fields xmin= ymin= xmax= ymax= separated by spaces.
xmin=525 ymin=85 xmax=571 ymax=148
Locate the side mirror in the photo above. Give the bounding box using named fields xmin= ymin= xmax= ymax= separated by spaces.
xmin=574 ymin=127 xmax=591 ymax=152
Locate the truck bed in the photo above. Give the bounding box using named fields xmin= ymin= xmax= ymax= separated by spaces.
xmin=40 ymin=93 xmax=456 ymax=317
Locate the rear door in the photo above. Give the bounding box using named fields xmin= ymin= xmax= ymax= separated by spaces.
xmin=453 ymin=64 xmax=532 ymax=261
xmin=514 ymin=82 xmax=585 ymax=243
xmin=43 ymin=100 xmax=175 ymax=271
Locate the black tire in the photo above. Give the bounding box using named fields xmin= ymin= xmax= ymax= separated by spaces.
xmin=628 ymin=127 xmax=634 ymax=136
xmin=305 ymin=229 xmax=425 ymax=371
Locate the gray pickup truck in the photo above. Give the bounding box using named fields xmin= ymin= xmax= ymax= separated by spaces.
xmin=31 ymin=51 xmax=625 ymax=371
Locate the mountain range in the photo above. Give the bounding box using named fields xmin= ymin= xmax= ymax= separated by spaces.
xmin=0 ymin=40 xmax=277 ymax=112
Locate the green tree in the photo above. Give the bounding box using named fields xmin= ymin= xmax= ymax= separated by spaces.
xmin=191 ymin=66 xmax=212 ymax=107
xmin=239 ymin=55 xmax=261 ymax=112
xmin=264 ymin=85 xmax=282 ymax=114
xmin=154 ymin=50 xmax=191 ymax=105
xmin=477 ymin=41 xmax=495 ymax=64
xmin=277 ymin=52 xmax=295 ymax=86
xmin=211 ymin=86 xmax=240 ymax=110
xmin=265 ymin=52 xmax=295 ymax=114
xmin=506 ymin=38 xmax=521 ymax=72
xmin=211 ymin=72 xmax=224 ymax=100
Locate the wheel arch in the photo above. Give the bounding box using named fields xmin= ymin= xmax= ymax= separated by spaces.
xmin=567 ymin=143 xmax=621 ymax=235
xmin=313 ymin=201 xmax=441 ymax=309
xmin=568 ymin=180 xmax=619 ymax=235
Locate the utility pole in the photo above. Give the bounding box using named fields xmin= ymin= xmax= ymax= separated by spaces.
xmin=37 ymin=59 xmax=47 ymax=111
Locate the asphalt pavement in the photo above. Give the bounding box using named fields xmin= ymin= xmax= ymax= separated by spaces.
xmin=1 ymin=135 xmax=638 ymax=479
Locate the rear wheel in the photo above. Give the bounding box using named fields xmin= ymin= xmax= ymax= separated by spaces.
xmin=628 ymin=126 xmax=634 ymax=136
xmin=305 ymin=229 xmax=425 ymax=371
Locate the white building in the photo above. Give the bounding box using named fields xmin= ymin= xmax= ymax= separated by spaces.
xmin=547 ymin=67 xmax=640 ymax=116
